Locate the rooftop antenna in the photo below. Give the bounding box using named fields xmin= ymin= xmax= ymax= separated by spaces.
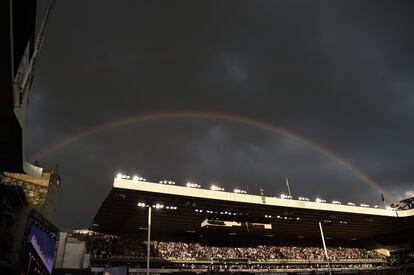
xmin=381 ymin=193 xmax=386 ymax=209
xmin=285 ymin=177 xmax=292 ymax=197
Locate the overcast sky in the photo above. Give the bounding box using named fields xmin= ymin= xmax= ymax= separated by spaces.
xmin=28 ymin=0 xmax=414 ymax=230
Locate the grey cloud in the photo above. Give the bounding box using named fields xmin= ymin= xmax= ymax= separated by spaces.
xmin=28 ymin=0 xmax=414 ymax=229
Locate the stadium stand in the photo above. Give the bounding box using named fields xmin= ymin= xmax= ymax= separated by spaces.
xmin=87 ymin=234 xmax=385 ymax=262
xmin=79 ymin=177 xmax=414 ymax=274
xmin=71 ymin=232 xmax=413 ymax=273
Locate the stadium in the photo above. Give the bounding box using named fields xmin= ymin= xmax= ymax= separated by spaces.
xmin=1 ymin=1 xmax=414 ymax=275
xmin=64 ymin=176 xmax=414 ymax=274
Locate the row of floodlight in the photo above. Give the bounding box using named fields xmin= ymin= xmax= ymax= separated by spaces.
xmin=281 ymin=194 xmax=386 ymax=209
xmin=117 ymin=174 xmax=248 ymax=194
xmin=211 ymin=185 xmax=225 ymax=191
xmin=315 ymin=198 xmax=327 ymax=203
xmin=187 ymin=182 xmax=201 ymax=188
xmin=189 ymin=183 xmax=248 ymax=194
xmin=298 ymin=196 xmax=310 ymax=201
xmin=322 ymin=220 xmax=350 ymax=225
xmin=265 ymin=214 xmax=301 ymax=221
xmin=234 ymin=188 xmax=248 ymax=194
xmin=137 ymin=202 xmax=178 ymax=210
xmin=159 ymin=180 xmax=175 ymax=185
xmin=119 ymin=173 xmax=394 ymax=210
xmin=196 ymin=209 xmax=238 ymax=216
xmin=136 ymin=203 xmax=370 ymax=225
xmin=117 ymin=173 xmax=147 ymax=182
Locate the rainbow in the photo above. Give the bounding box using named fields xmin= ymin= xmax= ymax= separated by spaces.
xmin=29 ymin=111 xmax=393 ymax=199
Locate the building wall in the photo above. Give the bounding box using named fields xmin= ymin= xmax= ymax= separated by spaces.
xmin=43 ymin=171 xmax=61 ymax=223
xmin=3 ymin=171 xmax=61 ymax=222
xmin=55 ymin=233 xmax=90 ymax=270
xmin=0 ymin=183 xmax=30 ymax=273
xmin=0 ymin=1 xmax=23 ymax=174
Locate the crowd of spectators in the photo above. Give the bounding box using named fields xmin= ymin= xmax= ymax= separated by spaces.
xmin=388 ymin=248 xmax=414 ymax=266
xmin=152 ymin=241 xmax=384 ymax=261
xmin=89 ymin=234 xmax=146 ymax=259
xmin=88 ymin=234 xmax=385 ymax=262
xmin=148 ymin=263 xmax=381 ymax=271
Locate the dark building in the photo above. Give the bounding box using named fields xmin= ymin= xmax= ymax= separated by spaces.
xmin=0 ymin=0 xmax=37 ymax=174
xmin=1 ymin=2 xmax=61 ymax=275
xmin=0 ymin=174 xmax=59 ymax=275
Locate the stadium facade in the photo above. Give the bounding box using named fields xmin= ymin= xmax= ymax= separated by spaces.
xmin=77 ymin=177 xmax=414 ymax=274
xmin=93 ymin=178 xmax=414 ymax=244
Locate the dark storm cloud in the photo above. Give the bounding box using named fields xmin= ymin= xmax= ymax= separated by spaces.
xmin=28 ymin=0 xmax=414 ymax=229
